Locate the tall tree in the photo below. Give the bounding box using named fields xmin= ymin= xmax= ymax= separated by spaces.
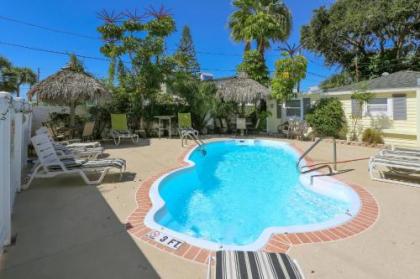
xmin=229 ymin=0 xmax=292 ymax=57
xmin=237 ymin=50 xmax=270 ymax=86
xmin=10 ymin=67 xmax=37 ymax=97
xmin=301 ymin=0 xmax=420 ymax=83
xmin=97 ymin=6 xmax=176 ymax=115
xmin=174 ymin=26 xmax=200 ymax=76
xmin=271 ymin=52 xmax=307 ymax=100
xmin=0 ymin=55 xmax=36 ymax=97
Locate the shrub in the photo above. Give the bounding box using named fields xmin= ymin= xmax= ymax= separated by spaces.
xmin=362 ymin=128 xmax=384 ymax=144
xmin=305 ymin=98 xmax=346 ymax=138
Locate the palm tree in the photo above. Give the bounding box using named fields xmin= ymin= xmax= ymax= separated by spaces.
xmin=10 ymin=67 xmax=37 ymax=97
xmin=229 ymin=0 xmax=292 ymax=57
xmin=0 ymin=55 xmax=13 ymax=91
xmin=0 ymin=55 xmax=37 ymax=97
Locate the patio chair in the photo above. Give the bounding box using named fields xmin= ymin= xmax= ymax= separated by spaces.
xmin=236 ymin=117 xmax=247 ymax=135
xmin=36 ymin=127 xmax=102 ymax=151
xmin=207 ymin=251 xmax=304 ymax=279
xmin=178 ymin=113 xmax=199 ymax=146
xmin=134 ymin=117 xmax=147 ymax=138
xmin=369 ymin=150 xmax=420 ymax=187
xmin=214 ymin=118 xmax=228 ymax=133
xmin=23 ymin=134 xmax=126 ymax=189
xmin=111 ymin=114 xmax=139 ymax=145
xmin=81 ymin=121 xmax=95 ymax=141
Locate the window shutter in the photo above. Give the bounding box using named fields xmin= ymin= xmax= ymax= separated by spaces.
xmin=351 ymin=99 xmax=362 ymax=117
xmin=276 ymin=101 xmax=282 ymax=119
xmin=393 ymin=94 xmax=407 ymax=120
xmin=303 ymin=98 xmax=311 ymax=115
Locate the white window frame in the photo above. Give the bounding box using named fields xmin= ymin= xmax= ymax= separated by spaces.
xmin=284 ymin=99 xmax=302 ymax=119
xmin=365 ymin=97 xmax=392 ymax=117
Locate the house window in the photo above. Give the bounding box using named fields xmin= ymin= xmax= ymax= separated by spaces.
xmin=302 ymin=98 xmax=311 ymax=115
xmin=276 ymin=101 xmax=282 ymax=119
xmin=285 ymin=100 xmax=301 ymax=118
xmin=393 ymin=94 xmax=407 ymax=120
xmin=367 ymin=98 xmax=388 ymax=115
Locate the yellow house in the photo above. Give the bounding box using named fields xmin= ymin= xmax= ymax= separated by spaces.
xmin=267 ymin=71 xmax=420 ymax=147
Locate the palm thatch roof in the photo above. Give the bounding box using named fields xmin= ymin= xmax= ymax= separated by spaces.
xmin=213 ymin=73 xmax=269 ymax=103
xmin=27 ymin=67 xmax=109 ymax=105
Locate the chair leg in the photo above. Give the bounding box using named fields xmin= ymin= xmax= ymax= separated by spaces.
xmin=22 ymin=164 xmax=43 ymax=190
xmin=78 ymin=168 xmax=110 ymax=185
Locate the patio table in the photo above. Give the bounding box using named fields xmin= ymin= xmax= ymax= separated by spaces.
xmin=154 ymin=115 xmax=175 ymax=138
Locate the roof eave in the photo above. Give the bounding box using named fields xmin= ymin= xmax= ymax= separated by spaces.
xmin=320 ymin=87 xmax=419 ymax=96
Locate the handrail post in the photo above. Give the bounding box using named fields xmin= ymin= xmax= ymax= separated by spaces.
xmin=333 ymin=138 xmax=337 ymax=171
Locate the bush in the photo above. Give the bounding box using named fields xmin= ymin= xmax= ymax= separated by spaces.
xmin=305 ymin=98 xmax=346 ymax=138
xmin=362 ymin=128 xmax=384 ymax=144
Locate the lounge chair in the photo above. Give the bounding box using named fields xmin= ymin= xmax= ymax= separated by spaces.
xmin=208 ymin=251 xmax=304 ymax=279
xmin=178 ymin=113 xmax=199 ymax=146
xmin=23 ymin=134 xmax=126 ymax=189
xmin=111 ymin=114 xmax=139 ymax=145
xmin=369 ymin=150 xmax=420 ymax=187
xmin=36 ymin=127 xmax=101 ymax=148
xmin=35 ymin=127 xmax=103 ymax=159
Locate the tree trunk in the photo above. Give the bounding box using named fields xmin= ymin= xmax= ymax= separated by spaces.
xmin=69 ymin=103 xmax=76 ymax=128
xmin=244 ymin=41 xmax=251 ymax=52
xmin=257 ymin=39 xmax=265 ymax=59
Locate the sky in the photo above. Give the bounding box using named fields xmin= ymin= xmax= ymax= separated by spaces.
xmin=0 ymin=0 xmax=338 ymax=99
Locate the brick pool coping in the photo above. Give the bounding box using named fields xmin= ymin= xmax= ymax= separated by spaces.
xmin=126 ymin=141 xmax=379 ymax=265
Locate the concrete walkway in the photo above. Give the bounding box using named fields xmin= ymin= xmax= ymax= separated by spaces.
xmin=0 ymin=137 xmax=419 ymax=278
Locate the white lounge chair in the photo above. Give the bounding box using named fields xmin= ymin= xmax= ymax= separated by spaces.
xmin=369 ymin=151 xmax=420 ymax=187
xmin=36 ymin=127 xmax=101 ymax=149
xmin=36 ymin=127 xmax=103 ymax=159
xmin=207 ymin=251 xmax=304 ymax=279
xmin=23 ymin=134 xmax=126 ymax=189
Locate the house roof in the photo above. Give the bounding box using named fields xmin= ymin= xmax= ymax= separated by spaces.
xmin=324 ymin=71 xmax=420 ymax=93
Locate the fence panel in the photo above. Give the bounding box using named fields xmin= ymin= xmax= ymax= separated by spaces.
xmin=0 ymin=92 xmax=12 ymax=250
xmin=0 ymin=92 xmax=31 ymax=253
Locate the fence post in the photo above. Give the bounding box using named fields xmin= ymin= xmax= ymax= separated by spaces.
xmin=21 ymin=99 xmax=31 ymax=169
xmin=12 ymin=98 xmax=25 ymax=194
xmin=0 ymin=92 xmax=12 ymax=249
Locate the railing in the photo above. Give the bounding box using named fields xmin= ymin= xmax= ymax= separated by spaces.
xmin=296 ymin=137 xmax=336 ymax=184
xmin=0 ymin=92 xmax=32 ymax=253
xmin=183 ymin=132 xmax=206 ymax=155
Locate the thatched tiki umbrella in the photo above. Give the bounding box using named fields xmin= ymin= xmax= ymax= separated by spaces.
xmin=28 ymin=56 xmax=109 ymax=128
xmin=213 ymin=72 xmax=269 ymax=104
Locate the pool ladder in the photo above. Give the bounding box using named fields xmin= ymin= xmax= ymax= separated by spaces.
xmin=296 ymin=138 xmax=337 ymax=185
xmin=182 ymin=132 xmax=206 ymax=155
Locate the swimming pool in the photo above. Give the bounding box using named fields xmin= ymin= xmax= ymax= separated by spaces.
xmin=145 ymin=139 xmax=361 ymax=250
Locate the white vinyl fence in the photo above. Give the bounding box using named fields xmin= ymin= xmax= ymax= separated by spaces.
xmin=0 ymin=92 xmax=32 ymax=253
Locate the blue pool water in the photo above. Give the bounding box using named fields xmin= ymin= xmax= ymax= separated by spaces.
xmin=151 ymin=140 xmax=353 ymax=247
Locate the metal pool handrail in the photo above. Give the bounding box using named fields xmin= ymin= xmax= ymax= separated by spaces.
xmin=187 ymin=133 xmax=206 ymax=155
xmin=296 ymin=137 xmax=336 ymax=184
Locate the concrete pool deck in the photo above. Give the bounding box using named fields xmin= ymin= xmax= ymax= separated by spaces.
xmin=0 ymin=137 xmax=419 ymax=278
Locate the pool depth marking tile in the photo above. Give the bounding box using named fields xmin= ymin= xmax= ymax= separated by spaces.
xmin=126 ymin=140 xmax=379 ymax=264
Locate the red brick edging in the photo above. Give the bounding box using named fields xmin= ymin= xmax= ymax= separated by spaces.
xmin=126 ymin=141 xmax=379 ymax=264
